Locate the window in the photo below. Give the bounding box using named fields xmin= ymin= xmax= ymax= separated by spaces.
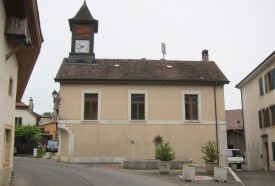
xmin=9 ymin=77 xmax=13 ymax=96
xmin=3 ymin=128 xmax=12 ymax=167
xmin=185 ymin=95 xmax=198 ymax=120
xmin=258 ymin=108 xmax=272 ymax=128
xmin=272 ymin=142 xmax=275 ymax=161
xmin=259 ymin=77 xmax=264 ymax=96
xmin=265 ymin=72 xmax=271 ymax=93
xmin=270 ymin=105 xmax=275 ymax=126
xmin=128 ymin=90 xmax=148 ymax=121
xmin=84 ymin=94 xmax=98 ymax=120
xmin=262 ymin=69 xmax=275 ymax=95
xmin=271 ymin=69 xmax=275 ymax=90
xmin=131 ymin=94 xmax=145 ymax=120
xmin=265 ymin=108 xmax=270 ymax=127
xmin=15 ymin=117 xmax=22 ymax=127
xmin=258 ymin=110 xmax=263 ymax=128
xmin=76 ymin=24 xmax=90 ymax=37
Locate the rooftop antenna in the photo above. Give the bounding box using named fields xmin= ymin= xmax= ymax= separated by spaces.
xmin=161 ymin=42 xmax=166 ymax=59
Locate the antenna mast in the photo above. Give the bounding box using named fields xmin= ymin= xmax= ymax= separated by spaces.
xmin=161 ymin=42 xmax=166 ymax=59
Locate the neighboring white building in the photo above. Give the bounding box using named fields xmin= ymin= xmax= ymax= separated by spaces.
xmin=236 ymin=51 xmax=275 ymax=171
xmin=0 ymin=0 xmax=43 ymax=185
xmin=15 ymin=98 xmax=40 ymax=127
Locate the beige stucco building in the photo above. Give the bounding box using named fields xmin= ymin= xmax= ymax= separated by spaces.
xmin=54 ymin=2 xmax=229 ymax=166
xmin=0 ymin=0 xmax=42 ymax=185
xmin=236 ymin=51 xmax=275 ymax=171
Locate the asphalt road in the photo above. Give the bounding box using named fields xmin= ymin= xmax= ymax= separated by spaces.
xmin=236 ymin=171 xmax=275 ymax=186
xmin=12 ymin=156 xmax=179 ymax=186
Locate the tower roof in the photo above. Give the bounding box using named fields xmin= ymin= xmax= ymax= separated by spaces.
xmin=69 ymin=1 xmax=98 ymax=32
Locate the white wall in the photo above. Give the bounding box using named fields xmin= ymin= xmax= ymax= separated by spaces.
xmin=242 ymin=56 xmax=275 ymax=171
xmin=0 ymin=1 xmax=18 ymax=185
xmin=15 ymin=109 xmax=37 ymax=126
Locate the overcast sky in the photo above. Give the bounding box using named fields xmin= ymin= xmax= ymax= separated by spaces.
xmin=22 ymin=0 xmax=275 ymax=114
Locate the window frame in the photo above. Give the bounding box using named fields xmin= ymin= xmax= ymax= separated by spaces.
xmin=15 ymin=117 xmax=22 ymax=127
xmin=182 ymin=91 xmax=201 ymax=122
xmin=128 ymin=90 xmax=148 ymax=121
xmin=81 ymin=90 xmax=101 ymax=121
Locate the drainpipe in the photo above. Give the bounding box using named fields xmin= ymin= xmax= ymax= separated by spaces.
xmin=214 ymin=83 xmax=219 ymax=166
xmin=240 ymin=89 xmax=247 ymax=164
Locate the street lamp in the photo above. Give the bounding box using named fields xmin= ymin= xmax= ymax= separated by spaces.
xmin=237 ymin=120 xmax=241 ymax=128
xmin=52 ymin=90 xmax=58 ymax=100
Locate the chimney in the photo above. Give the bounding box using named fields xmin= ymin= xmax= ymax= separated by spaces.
xmin=202 ymin=49 xmax=209 ymax=62
xmin=29 ymin=97 xmax=34 ymax=111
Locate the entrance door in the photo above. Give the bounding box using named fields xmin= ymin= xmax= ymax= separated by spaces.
xmin=264 ymin=142 xmax=270 ymax=171
xmin=262 ymin=134 xmax=270 ymax=171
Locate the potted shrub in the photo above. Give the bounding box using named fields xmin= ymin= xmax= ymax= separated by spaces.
xmin=182 ymin=163 xmax=196 ymax=181
xmin=153 ymin=135 xmax=175 ymax=174
xmin=214 ymin=166 xmax=227 ymax=182
xmin=201 ymin=140 xmax=220 ymax=174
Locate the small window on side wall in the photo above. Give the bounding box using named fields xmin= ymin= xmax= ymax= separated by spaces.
xmin=9 ymin=77 xmax=13 ymax=96
xmin=15 ymin=117 xmax=22 ymax=127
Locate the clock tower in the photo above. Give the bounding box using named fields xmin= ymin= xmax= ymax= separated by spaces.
xmin=68 ymin=1 xmax=98 ymax=63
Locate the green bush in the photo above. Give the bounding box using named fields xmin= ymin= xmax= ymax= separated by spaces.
xmin=15 ymin=125 xmax=41 ymax=143
xmin=37 ymin=148 xmax=45 ymax=158
xmin=183 ymin=163 xmax=196 ymax=168
xmin=201 ymin=140 xmax=220 ymax=162
xmin=155 ymin=141 xmax=175 ymax=161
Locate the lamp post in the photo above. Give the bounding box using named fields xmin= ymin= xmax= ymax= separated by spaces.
xmin=52 ymin=90 xmax=59 ymax=141
xmin=52 ymin=90 xmax=58 ymax=101
xmin=237 ymin=120 xmax=241 ymax=128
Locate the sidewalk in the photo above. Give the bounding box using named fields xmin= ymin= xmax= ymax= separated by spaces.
xmin=124 ymin=167 xmax=241 ymax=186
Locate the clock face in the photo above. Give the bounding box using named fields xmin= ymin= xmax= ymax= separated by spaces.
xmin=75 ymin=40 xmax=90 ymax=53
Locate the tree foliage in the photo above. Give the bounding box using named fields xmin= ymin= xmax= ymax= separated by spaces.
xmin=154 ymin=141 xmax=175 ymax=161
xmin=15 ymin=125 xmax=41 ymax=143
xmin=201 ymin=140 xmax=220 ymax=162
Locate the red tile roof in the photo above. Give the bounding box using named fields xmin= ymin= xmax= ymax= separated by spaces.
xmin=226 ymin=109 xmax=243 ymax=130
xmin=16 ymin=102 xmax=28 ymax=107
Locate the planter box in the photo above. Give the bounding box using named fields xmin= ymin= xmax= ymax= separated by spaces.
xmin=158 ymin=162 xmax=171 ymax=174
xmin=214 ymin=167 xmax=227 ymax=182
xmin=182 ymin=167 xmax=195 ymax=181
xmin=123 ymin=159 xmax=192 ymax=169
xmin=206 ymin=162 xmax=218 ymax=174
xmin=45 ymin=152 xmax=52 ymax=159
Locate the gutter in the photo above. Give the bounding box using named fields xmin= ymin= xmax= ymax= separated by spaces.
xmin=213 ymin=82 xmax=219 ymax=166
xmin=240 ymin=89 xmax=247 ymax=164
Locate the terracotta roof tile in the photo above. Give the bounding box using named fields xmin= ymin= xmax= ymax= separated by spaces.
xmin=16 ymin=102 xmax=28 ymax=107
xmin=55 ymin=58 xmax=229 ymax=84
